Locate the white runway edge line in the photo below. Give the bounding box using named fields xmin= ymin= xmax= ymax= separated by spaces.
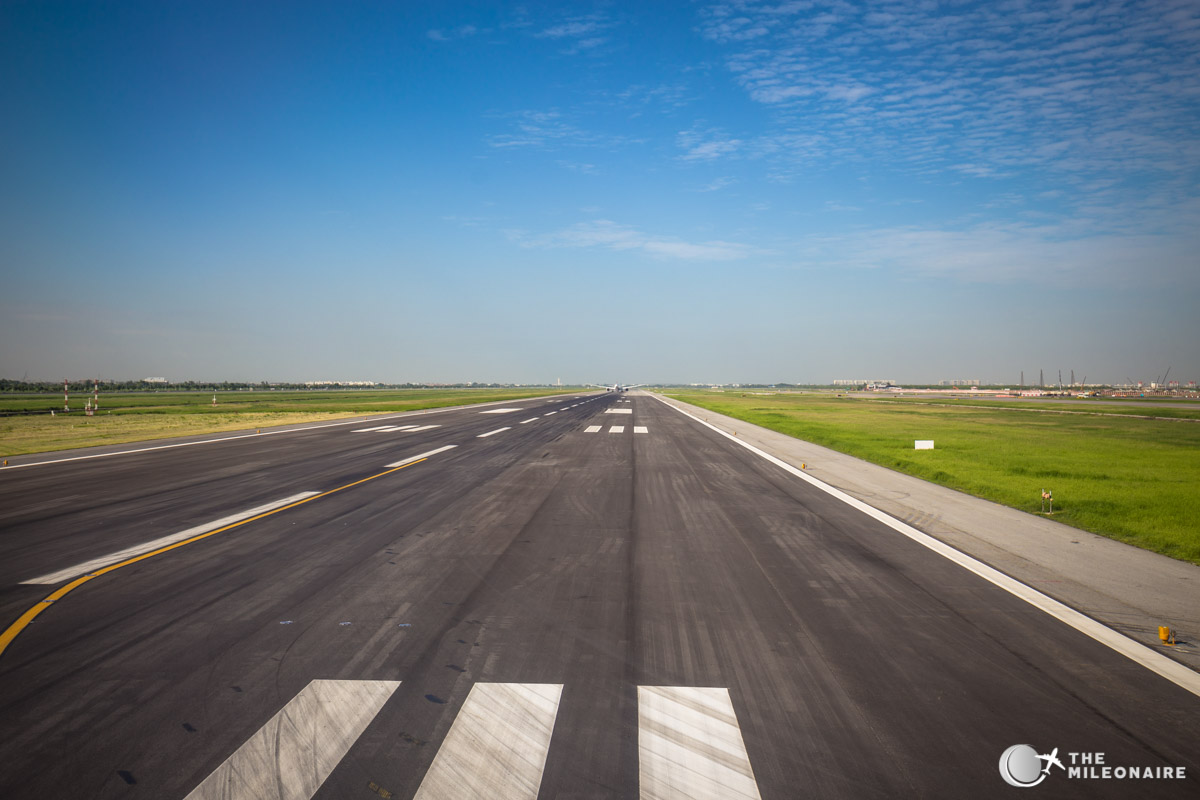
xmin=184 ymin=679 xmax=400 ymax=800
xmin=0 ymin=393 xmax=563 ymax=471
xmin=414 ymin=683 xmax=563 ymax=800
xmin=477 ymin=427 xmax=511 ymax=438
xmin=653 ymin=395 xmax=1200 ymax=698
xmin=386 ymin=445 xmax=458 ymax=468
xmin=22 ymin=492 xmax=321 ymax=585
xmin=639 ymin=686 xmax=761 ymax=800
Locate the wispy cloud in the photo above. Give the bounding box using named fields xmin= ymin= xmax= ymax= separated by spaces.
xmin=789 ymin=218 xmax=1200 ymax=288
xmin=426 ymin=25 xmax=479 ymax=42
xmin=508 ymin=220 xmax=764 ymax=261
xmin=677 ymin=125 xmax=743 ymax=160
xmin=694 ymin=0 xmax=1200 ymax=220
xmin=486 ymin=110 xmax=631 ymax=150
xmin=534 ymin=13 xmax=617 ymax=54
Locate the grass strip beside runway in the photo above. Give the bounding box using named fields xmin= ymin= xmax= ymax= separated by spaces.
xmin=665 ymin=391 xmax=1200 ymax=565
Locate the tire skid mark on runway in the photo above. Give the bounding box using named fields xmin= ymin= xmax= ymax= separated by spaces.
xmin=0 ymin=457 xmax=437 ymax=660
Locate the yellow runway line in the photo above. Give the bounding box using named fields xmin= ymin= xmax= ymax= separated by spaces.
xmin=0 ymin=459 xmax=428 ymax=659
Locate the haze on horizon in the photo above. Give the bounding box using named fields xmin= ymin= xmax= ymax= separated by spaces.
xmin=2 ymin=1 xmax=1198 ymax=387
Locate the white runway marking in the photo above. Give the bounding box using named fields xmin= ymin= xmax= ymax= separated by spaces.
xmin=545 ymin=411 xmax=557 ymax=415
xmin=634 ymin=426 xmax=648 ymax=434
xmin=357 ymin=425 xmax=419 ymax=433
xmin=477 ymin=427 xmax=511 ymax=438
xmin=386 ymin=444 xmax=458 ymax=467
xmin=585 ymin=425 xmax=602 ymax=433
xmin=351 ymin=425 xmax=398 ymax=432
xmin=1 ymin=394 xmax=569 ymax=472
xmin=609 ymin=426 xmax=625 ymax=433
xmin=638 ymin=686 xmax=761 ymax=800
xmin=653 ymin=394 xmax=1200 ymax=699
xmin=520 ymin=417 xmax=539 ymax=424
xmin=415 ymin=683 xmax=563 ymax=800
xmin=404 ymin=425 xmax=441 ymax=433
xmin=480 ymin=408 xmax=523 ymax=414
xmin=605 ymin=408 xmax=633 ymax=415
xmin=22 ymin=492 xmax=321 ymax=585
xmin=184 ymin=679 xmax=400 ymax=800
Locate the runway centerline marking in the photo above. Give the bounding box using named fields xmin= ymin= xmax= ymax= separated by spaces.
xmin=0 ymin=458 xmax=433 ymax=660
xmin=520 ymin=417 xmax=539 ymax=424
xmin=404 ymin=424 xmax=441 ymax=432
xmin=477 ymin=427 xmax=511 ymax=438
xmin=21 ymin=492 xmax=322 ymax=585
xmin=652 ymin=393 xmax=1200 ymax=698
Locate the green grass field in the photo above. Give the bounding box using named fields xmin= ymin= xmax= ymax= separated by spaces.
xmin=0 ymin=388 xmax=577 ymax=456
xmin=663 ymin=390 xmax=1200 ymax=565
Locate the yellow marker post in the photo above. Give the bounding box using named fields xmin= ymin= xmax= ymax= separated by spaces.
xmin=1159 ymin=626 xmax=1176 ymax=645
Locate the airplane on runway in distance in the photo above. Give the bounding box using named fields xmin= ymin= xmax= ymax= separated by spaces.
xmin=589 ymin=383 xmax=646 ymax=393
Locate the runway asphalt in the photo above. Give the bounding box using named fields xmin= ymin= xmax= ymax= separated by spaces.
xmin=0 ymin=391 xmax=1196 ymax=798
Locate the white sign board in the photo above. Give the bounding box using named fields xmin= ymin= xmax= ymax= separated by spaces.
xmin=915 ymin=440 xmax=935 ymax=450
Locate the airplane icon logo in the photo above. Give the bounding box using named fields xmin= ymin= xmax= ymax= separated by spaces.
xmin=1037 ymin=747 xmax=1065 ymax=775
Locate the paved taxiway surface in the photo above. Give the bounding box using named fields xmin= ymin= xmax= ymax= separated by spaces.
xmin=0 ymin=392 xmax=1197 ymax=798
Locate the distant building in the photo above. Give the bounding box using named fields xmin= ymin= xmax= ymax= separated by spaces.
xmin=833 ymin=379 xmax=895 ymax=386
xmin=303 ymin=381 xmax=378 ymax=387
xmin=143 ymin=377 xmax=168 ymax=383
xmin=938 ymin=379 xmax=981 ymax=386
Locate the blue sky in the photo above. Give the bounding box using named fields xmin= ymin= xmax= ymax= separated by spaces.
xmin=2 ymin=0 xmax=1197 ymax=385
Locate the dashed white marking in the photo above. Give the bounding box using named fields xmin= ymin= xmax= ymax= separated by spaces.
xmin=359 ymin=425 xmax=419 ymax=433
xmin=1 ymin=394 xmax=569 ymax=471
xmin=609 ymin=426 xmax=625 ymax=434
xmin=520 ymin=417 xmax=539 ymax=424
xmin=585 ymin=425 xmax=602 ymax=433
xmin=477 ymin=427 xmax=511 ymax=438
xmin=638 ymin=686 xmax=761 ymax=800
xmin=545 ymin=411 xmax=558 ymax=415
xmin=653 ymin=394 xmax=1200 ymax=699
xmin=351 ymin=425 xmax=398 ymax=432
xmin=23 ymin=492 xmax=321 ymax=585
xmin=605 ymin=408 xmax=633 ymax=415
xmin=184 ymin=679 xmax=400 ymax=800
xmin=404 ymin=425 xmax=441 ymax=433
xmin=480 ymin=408 xmax=523 ymax=414
xmin=386 ymin=444 xmax=458 ymax=467
xmin=414 ymin=683 xmax=563 ymax=800
xmin=634 ymin=426 xmax=648 ymax=434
